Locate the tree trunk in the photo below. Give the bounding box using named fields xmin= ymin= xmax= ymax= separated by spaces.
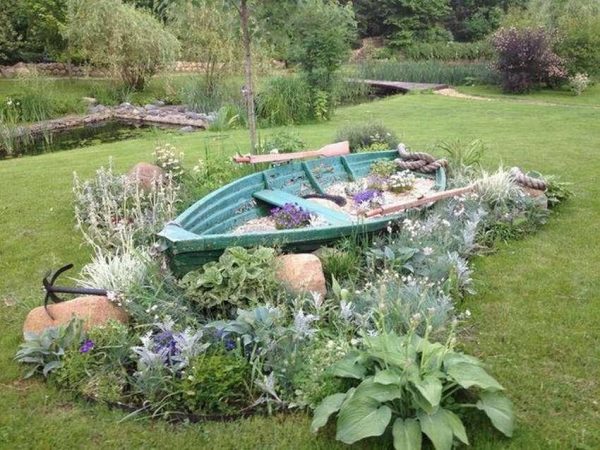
xmin=240 ymin=0 xmax=258 ymax=153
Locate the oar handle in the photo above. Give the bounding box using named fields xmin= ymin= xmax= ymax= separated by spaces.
xmin=365 ymin=185 xmax=475 ymax=217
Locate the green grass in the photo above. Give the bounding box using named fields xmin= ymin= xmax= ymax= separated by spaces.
xmin=1 ymin=91 xmax=600 ymax=449
xmin=457 ymin=83 xmax=600 ymax=107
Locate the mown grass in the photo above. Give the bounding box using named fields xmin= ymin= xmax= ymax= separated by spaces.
xmin=1 ymin=90 xmax=599 ymax=449
xmin=457 ymin=83 xmax=600 ymax=107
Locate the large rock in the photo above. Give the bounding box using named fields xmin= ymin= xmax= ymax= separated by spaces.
xmin=23 ymin=296 xmax=128 ymax=335
xmin=127 ymin=162 xmax=166 ymax=190
xmin=275 ymin=254 xmax=327 ymax=297
xmin=521 ymin=186 xmax=548 ymax=209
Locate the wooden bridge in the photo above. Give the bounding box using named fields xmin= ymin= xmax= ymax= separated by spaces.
xmin=347 ymin=78 xmax=448 ymax=93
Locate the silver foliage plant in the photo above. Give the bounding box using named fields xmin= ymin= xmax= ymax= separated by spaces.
xmin=72 ymin=160 xmax=179 ymax=252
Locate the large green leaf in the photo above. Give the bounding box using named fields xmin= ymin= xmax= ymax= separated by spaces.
xmin=330 ymin=353 xmax=367 ymax=379
xmin=418 ymin=410 xmax=454 ymax=450
xmin=476 ymin=391 xmax=515 ymax=437
xmin=336 ymin=395 xmax=392 ymax=444
xmin=354 ymin=377 xmax=402 ymax=403
xmin=439 ymin=409 xmax=469 ymax=445
xmin=311 ymin=393 xmax=347 ymax=433
xmin=374 ymin=368 xmax=403 ymax=386
xmin=446 ymin=362 xmax=504 ymax=391
xmin=392 ymin=418 xmax=422 ymax=450
xmin=412 ymin=375 xmax=443 ymax=410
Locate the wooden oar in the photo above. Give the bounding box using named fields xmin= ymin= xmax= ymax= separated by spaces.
xmin=365 ymin=185 xmax=475 ymax=218
xmin=233 ymin=141 xmax=350 ymax=164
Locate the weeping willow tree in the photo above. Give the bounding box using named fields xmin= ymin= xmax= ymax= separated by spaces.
xmin=167 ymin=1 xmax=240 ymax=98
xmin=64 ymin=0 xmax=180 ymax=90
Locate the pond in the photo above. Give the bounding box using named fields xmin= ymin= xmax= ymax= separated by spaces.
xmin=0 ymin=120 xmax=184 ymax=159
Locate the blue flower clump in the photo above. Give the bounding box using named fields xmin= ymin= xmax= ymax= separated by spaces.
xmin=271 ymin=203 xmax=312 ymax=229
xmin=352 ymin=189 xmax=381 ymax=204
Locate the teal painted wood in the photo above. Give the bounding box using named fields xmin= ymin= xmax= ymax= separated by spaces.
xmin=253 ymin=189 xmax=353 ymax=225
xmin=158 ymin=150 xmax=446 ymax=275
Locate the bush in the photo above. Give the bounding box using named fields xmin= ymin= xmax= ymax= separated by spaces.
xmin=256 ymin=131 xmax=306 ymax=154
xmin=256 ymin=76 xmax=313 ymax=126
xmin=179 ymin=247 xmax=283 ymax=317
xmin=403 ymin=41 xmax=494 ymax=61
xmin=181 ymin=350 xmax=253 ymax=415
xmin=311 ymin=331 xmax=514 ymax=449
xmin=179 ymin=77 xmax=243 ymax=114
xmin=568 ymin=73 xmax=591 ymax=96
xmin=335 ymin=121 xmax=398 ymax=152
xmin=558 ymin=16 xmax=600 ymax=76
xmin=492 ymin=27 xmax=567 ymax=93
xmin=288 ymin=0 xmax=357 ymax=120
xmin=65 ymin=0 xmax=180 ymax=90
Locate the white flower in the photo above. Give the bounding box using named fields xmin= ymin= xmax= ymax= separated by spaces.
xmin=340 ymin=301 xmax=354 ymax=321
xmin=310 ymin=291 xmax=323 ymax=309
xmin=293 ymin=309 xmax=318 ymax=339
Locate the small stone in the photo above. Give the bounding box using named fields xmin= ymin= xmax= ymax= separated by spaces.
xmin=119 ymin=102 xmax=133 ymax=109
xmin=82 ymin=97 xmax=98 ymax=106
xmin=23 ymin=296 xmax=128 ymax=336
xmin=144 ymin=104 xmax=158 ymax=111
xmin=185 ymin=112 xmax=203 ymax=120
xmin=127 ymin=162 xmax=166 ymax=189
xmin=178 ymin=126 xmax=195 ymax=133
xmin=275 ymin=254 xmax=327 ymax=297
xmin=154 ymin=100 xmax=166 ymax=107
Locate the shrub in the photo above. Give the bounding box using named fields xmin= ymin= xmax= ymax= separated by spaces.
xmin=179 ymin=77 xmax=243 ymax=114
xmin=568 ymin=73 xmax=591 ymax=96
xmin=181 ymin=350 xmax=253 ymax=415
xmin=271 ymin=203 xmax=312 ymax=230
xmin=288 ymin=0 xmax=357 ymax=119
xmin=557 ymin=16 xmax=600 ymax=76
xmin=179 ymin=247 xmax=282 ymax=317
xmin=492 ymin=27 xmax=567 ymax=93
xmin=256 ymin=131 xmax=306 ymax=154
xmin=335 ymin=121 xmax=398 ymax=152
xmin=65 ymin=0 xmax=180 ymax=90
xmin=256 ymin=76 xmax=313 ymax=126
xmin=311 ymin=331 xmax=514 ymax=449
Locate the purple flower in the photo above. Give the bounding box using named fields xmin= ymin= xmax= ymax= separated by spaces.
xmin=80 ymin=339 xmax=95 ymax=353
xmin=154 ymin=331 xmax=179 ymax=357
xmin=271 ymin=203 xmax=312 ymax=229
xmin=353 ymin=189 xmax=381 ymax=204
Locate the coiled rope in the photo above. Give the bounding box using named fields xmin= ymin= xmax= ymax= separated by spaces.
xmin=395 ymin=144 xmax=448 ymax=173
xmin=510 ymin=167 xmax=547 ymax=191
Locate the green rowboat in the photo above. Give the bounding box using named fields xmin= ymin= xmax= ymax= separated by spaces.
xmin=159 ymin=150 xmax=446 ymax=275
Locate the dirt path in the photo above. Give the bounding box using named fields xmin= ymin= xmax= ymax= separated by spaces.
xmin=434 ymin=87 xmax=600 ymax=109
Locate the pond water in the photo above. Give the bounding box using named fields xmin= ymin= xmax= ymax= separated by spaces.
xmin=1 ymin=120 xmax=176 ymax=158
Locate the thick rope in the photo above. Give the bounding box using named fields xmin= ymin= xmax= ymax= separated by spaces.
xmin=395 ymin=144 xmax=448 ymax=173
xmin=510 ymin=167 xmax=547 ymax=191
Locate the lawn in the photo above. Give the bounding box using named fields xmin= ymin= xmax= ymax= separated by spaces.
xmin=1 ymin=91 xmax=599 ymax=449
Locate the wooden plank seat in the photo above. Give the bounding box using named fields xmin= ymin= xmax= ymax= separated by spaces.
xmin=253 ymin=189 xmax=353 ymax=226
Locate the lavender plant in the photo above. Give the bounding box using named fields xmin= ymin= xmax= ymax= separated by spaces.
xmin=271 ymin=203 xmax=312 ymax=229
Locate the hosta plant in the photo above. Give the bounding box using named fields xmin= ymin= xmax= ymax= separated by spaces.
xmin=311 ymin=331 xmax=514 ymax=450
xmin=180 ymin=247 xmax=283 ymax=316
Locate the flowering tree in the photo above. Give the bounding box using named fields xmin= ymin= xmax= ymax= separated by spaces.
xmin=492 ymin=27 xmax=566 ymax=93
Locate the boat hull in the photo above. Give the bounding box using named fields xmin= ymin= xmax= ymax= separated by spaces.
xmin=159 ymin=150 xmax=446 ymax=275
